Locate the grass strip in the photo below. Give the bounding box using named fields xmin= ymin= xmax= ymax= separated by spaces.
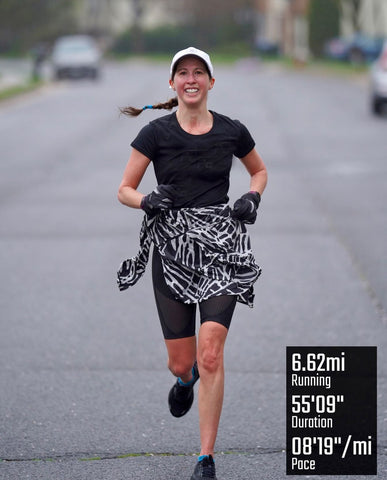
xmin=0 ymin=79 xmax=43 ymax=102
xmin=1 ymin=447 xmax=284 ymax=463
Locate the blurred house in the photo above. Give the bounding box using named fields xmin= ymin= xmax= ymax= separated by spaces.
xmin=282 ymin=0 xmax=309 ymax=62
xmin=71 ymin=0 xmax=387 ymax=59
xmin=74 ymin=0 xmax=311 ymax=58
xmin=254 ymin=0 xmax=284 ymax=55
xmin=75 ymin=0 xmax=177 ymax=38
xmin=255 ymin=0 xmax=387 ymax=62
xmin=341 ymin=0 xmax=387 ymax=37
xmin=254 ymin=0 xmax=310 ymax=63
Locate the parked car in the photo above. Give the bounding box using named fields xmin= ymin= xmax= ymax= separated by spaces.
xmin=324 ymin=34 xmax=384 ymax=64
xmin=254 ymin=38 xmax=280 ymax=56
xmin=51 ymin=35 xmax=101 ymax=80
xmin=370 ymin=40 xmax=387 ymax=115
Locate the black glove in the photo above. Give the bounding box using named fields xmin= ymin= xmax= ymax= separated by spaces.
xmin=231 ymin=191 xmax=261 ymax=224
xmin=140 ymin=184 xmax=176 ymax=216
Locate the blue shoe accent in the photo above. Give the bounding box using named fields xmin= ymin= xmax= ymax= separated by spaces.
xmin=178 ymin=366 xmax=196 ymax=386
xmin=198 ymin=455 xmax=209 ymax=462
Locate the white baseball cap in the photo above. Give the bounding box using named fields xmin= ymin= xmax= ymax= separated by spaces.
xmin=170 ymin=47 xmax=214 ymax=78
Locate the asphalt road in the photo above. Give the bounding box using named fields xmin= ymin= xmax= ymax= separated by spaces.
xmin=0 ymin=60 xmax=386 ymax=480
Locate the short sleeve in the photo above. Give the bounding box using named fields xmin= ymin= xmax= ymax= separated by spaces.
xmin=234 ymin=121 xmax=255 ymax=158
xmin=130 ymin=123 xmax=158 ymax=161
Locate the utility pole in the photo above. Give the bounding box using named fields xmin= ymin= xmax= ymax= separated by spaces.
xmin=131 ymin=0 xmax=144 ymax=53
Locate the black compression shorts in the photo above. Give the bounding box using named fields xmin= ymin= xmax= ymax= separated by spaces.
xmin=152 ymin=248 xmax=237 ymax=340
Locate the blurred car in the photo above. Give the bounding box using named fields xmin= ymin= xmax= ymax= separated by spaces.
xmin=324 ymin=34 xmax=384 ymax=64
xmin=51 ymin=35 xmax=101 ymax=80
xmin=370 ymin=40 xmax=387 ymax=115
xmin=254 ymin=38 xmax=280 ymax=56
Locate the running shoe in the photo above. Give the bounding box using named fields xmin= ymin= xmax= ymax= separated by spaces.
xmin=168 ymin=361 xmax=199 ymax=417
xmin=191 ymin=455 xmax=217 ymax=479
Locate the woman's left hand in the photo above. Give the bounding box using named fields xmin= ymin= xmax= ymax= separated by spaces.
xmin=231 ymin=191 xmax=261 ymax=224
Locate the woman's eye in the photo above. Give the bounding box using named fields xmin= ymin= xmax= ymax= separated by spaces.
xmin=177 ymin=70 xmax=204 ymax=77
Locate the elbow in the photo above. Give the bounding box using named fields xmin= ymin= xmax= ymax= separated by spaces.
xmin=117 ymin=187 xmax=126 ymax=205
xmin=117 ymin=190 xmax=123 ymax=205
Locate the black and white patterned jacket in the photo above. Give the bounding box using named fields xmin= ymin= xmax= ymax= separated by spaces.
xmin=117 ymin=204 xmax=261 ymax=307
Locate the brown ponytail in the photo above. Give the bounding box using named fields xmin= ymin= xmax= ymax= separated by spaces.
xmin=120 ymin=97 xmax=178 ymax=117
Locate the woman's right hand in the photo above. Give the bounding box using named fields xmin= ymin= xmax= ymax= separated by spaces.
xmin=140 ymin=184 xmax=176 ymax=215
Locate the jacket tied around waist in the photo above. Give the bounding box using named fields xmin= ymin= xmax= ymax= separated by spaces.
xmin=117 ymin=204 xmax=261 ymax=307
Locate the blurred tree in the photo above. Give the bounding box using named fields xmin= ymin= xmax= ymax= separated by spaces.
xmin=309 ymin=0 xmax=340 ymax=56
xmin=112 ymin=0 xmax=255 ymax=55
xmin=131 ymin=0 xmax=144 ymax=53
xmin=121 ymin=0 xmax=173 ymax=53
xmin=0 ymin=0 xmax=77 ymax=53
xmin=346 ymin=0 xmax=361 ymax=32
xmin=337 ymin=0 xmax=362 ymax=33
xmin=174 ymin=0 xmax=255 ymax=49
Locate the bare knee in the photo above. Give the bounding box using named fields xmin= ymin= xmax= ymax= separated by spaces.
xmin=168 ymin=358 xmax=195 ymax=378
xmin=198 ymin=322 xmax=227 ymax=375
xmin=165 ymin=337 xmax=196 ymax=379
xmin=198 ymin=346 xmax=223 ymax=375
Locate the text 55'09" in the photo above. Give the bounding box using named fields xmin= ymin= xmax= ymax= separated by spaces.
xmin=292 ymin=394 xmax=344 ymax=414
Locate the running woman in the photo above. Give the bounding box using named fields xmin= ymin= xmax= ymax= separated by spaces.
xmin=117 ymin=47 xmax=268 ymax=480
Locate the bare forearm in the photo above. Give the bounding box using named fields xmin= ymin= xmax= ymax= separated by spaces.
xmin=239 ymin=148 xmax=268 ymax=197
xmin=117 ymin=149 xmax=150 ymax=209
xmin=117 ymin=186 xmax=144 ymax=209
xmin=250 ymin=169 xmax=268 ymax=196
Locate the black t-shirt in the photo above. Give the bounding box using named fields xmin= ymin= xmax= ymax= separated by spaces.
xmin=131 ymin=111 xmax=255 ymax=208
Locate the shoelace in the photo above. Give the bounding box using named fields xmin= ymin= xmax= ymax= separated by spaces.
xmin=200 ymin=457 xmax=215 ymax=477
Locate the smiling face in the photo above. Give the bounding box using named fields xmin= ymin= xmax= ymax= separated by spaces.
xmin=169 ymin=56 xmax=215 ymax=108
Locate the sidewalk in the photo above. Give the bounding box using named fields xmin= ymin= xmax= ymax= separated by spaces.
xmin=0 ymin=58 xmax=33 ymax=90
xmin=0 ymin=58 xmax=53 ymax=101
